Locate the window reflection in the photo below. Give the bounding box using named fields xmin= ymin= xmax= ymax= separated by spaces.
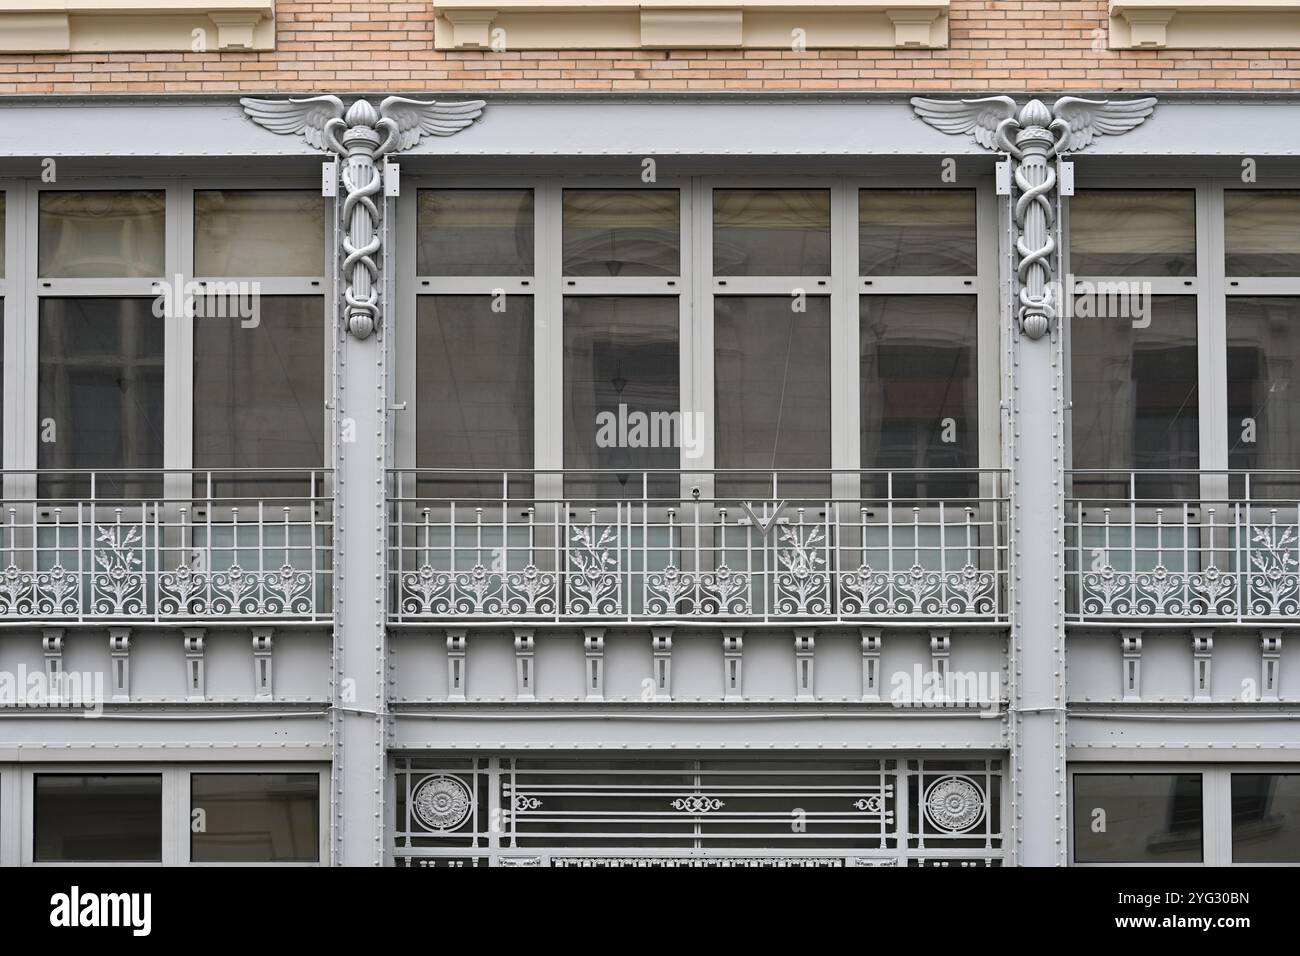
xmin=190 ymin=773 xmax=320 ymax=863
xmin=417 ymin=295 xmax=534 ymax=501
xmin=195 ymin=190 xmax=325 ymax=277
xmin=859 ymin=189 xmax=976 ymax=276
xmin=1070 ymin=190 xmax=1196 ymax=277
xmin=1072 ymin=773 xmax=1203 ymax=863
xmin=1225 ymin=191 xmax=1300 ymax=277
xmin=715 ymin=296 xmax=830 ymax=501
xmin=713 ymin=189 xmax=830 ymax=276
xmin=1070 ymin=296 xmax=1199 ymax=499
xmin=563 ymin=296 xmax=679 ymax=499
xmin=861 ymin=295 xmax=978 ymax=499
xmin=1232 ymin=773 xmax=1300 ymax=863
xmin=418 ymin=189 xmax=534 ymax=276
xmin=563 ymin=190 xmax=678 ymax=277
xmin=39 ymin=190 xmax=165 ymax=278
xmin=38 ymin=297 xmax=164 ymax=499
xmin=1227 ymin=298 xmax=1300 ymax=479
xmin=35 ymin=774 xmax=163 ymax=862
xmin=193 ymin=295 xmax=325 ymax=498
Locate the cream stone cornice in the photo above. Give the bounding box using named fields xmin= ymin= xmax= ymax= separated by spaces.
xmin=432 ymin=0 xmax=950 ymax=50
xmin=0 ymin=0 xmax=275 ymax=53
xmin=1110 ymin=1 xmax=1300 ymax=48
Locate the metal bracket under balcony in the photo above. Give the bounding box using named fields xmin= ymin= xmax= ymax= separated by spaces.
xmin=388 ymin=470 xmax=1009 ymax=626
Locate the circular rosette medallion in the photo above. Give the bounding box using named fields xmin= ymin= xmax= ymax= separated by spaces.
xmin=412 ymin=774 xmax=473 ymax=831
xmin=923 ymin=775 xmax=985 ymax=833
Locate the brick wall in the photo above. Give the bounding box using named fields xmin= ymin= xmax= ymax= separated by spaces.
xmin=2 ymin=0 xmax=1298 ymax=94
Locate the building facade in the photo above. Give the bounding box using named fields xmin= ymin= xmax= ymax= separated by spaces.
xmin=0 ymin=0 xmax=1298 ymax=867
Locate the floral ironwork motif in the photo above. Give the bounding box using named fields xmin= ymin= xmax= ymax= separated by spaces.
xmin=670 ymin=796 xmax=725 ymax=813
xmin=92 ymin=524 xmax=145 ymax=615
xmin=567 ymin=523 xmax=620 ymax=615
xmin=923 ymin=776 xmax=985 ymax=833
xmin=412 ymin=774 xmax=473 ymax=831
xmin=775 ymin=521 xmax=829 ymax=615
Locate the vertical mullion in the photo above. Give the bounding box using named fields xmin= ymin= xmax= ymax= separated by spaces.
xmin=1200 ymin=182 xmax=1229 ymax=480
xmin=692 ymin=179 xmax=715 ymax=500
xmin=832 ymin=178 xmax=859 ymax=497
xmin=394 ymin=183 xmax=419 ymax=471
xmin=536 ymin=181 xmax=563 ymax=487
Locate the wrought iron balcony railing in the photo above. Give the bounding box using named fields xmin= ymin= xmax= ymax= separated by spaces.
xmin=0 ymin=470 xmax=333 ymax=624
xmin=388 ymin=469 xmax=1009 ymax=625
xmin=1067 ymin=470 xmax=1300 ymax=623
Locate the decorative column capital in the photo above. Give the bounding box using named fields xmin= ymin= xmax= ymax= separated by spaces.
xmin=241 ymin=95 xmax=486 ymax=339
xmin=911 ymin=95 xmax=1156 ymax=340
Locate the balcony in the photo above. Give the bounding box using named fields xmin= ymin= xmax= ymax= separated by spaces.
xmin=388 ymin=470 xmax=1008 ymax=626
xmin=1067 ymin=470 xmax=1300 ymax=624
xmin=0 ymin=470 xmax=333 ymax=625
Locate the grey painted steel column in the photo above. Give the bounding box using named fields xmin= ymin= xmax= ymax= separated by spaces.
xmin=911 ymin=95 xmax=1157 ymax=864
xmin=239 ymin=95 xmax=485 ymax=865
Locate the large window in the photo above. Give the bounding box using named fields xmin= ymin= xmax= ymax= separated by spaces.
xmin=190 ymin=772 xmax=320 ymax=863
xmin=1072 ymin=772 xmax=1203 ymax=864
xmin=401 ymin=180 xmax=994 ymax=508
xmin=34 ymin=773 xmax=163 ymax=862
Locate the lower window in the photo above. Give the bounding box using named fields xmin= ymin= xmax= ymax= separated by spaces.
xmin=190 ymin=772 xmax=320 ymax=863
xmin=35 ymin=773 xmax=163 ymax=863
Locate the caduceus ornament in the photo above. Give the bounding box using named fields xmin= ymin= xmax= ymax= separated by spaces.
xmin=911 ymin=96 xmax=1156 ymax=340
xmin=241 ymin=95 xmax=486 ymax=339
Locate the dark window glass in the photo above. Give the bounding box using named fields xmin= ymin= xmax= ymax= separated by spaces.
xmin=0 ymin=191 xmax=6 ymax=278
xmin=1070 ymin=190 xmax=1196 ymax=277
xmin=34 ymin=773 xmax=162 ymax=862
xmin=1072 ymin=773 xmax=1203 ymax=863
xmin=1225 ymin=191 xmax=1300 ymax=277
xmin=39 ymin=190 xmax=165 ymax=278
xmin=562 ymin=190 xmax=678 ymax=277
xmin=1232 ymin=773 xmax=1300 ymax=863
xmin=563 ymin=296 xmax=678 ymax=499
xmin=193 ymin=295 xmax=324 ymax=498
xmin=417 ymin=189 xmax=534 ymax=276
xmin=861 ymin=295 xmax=978 ymax=499
xmin=38 ymin=297 xmax=164 ymax=499
xmin=416 ymin=295 xmax=534 ymax=501
xmin=195 ymin=190 xmax=325 ymax=277
xmin=715 ymin=296 xmax=830 ymax=501
xmin=713 ymin=189 xmax=830 ymax=276
xmin=1228 ymin=298 xmax=1300 ymax=481
xmin=190 ymin=773 xmax=320 ymax=863
xmin=1070 ymin=296 xmax=1199 ymax=500
xmin=859 ymin=189 xmax=977 ymax=276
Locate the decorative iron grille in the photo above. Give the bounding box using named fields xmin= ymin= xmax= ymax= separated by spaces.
xmin=393 ymin=755 xmax=1003 ymax=867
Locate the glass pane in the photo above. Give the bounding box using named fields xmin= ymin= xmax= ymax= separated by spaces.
xmin=563 ymin=296 xmax=679 ymax=498
xmin=715 ymin=296 xmax=830 ymax=500
xmin=195 ymin=190 xmax=325 ymax=277
xmin=1232 ymin=773 xmax=1300 ymax=863
xmin=0 ymin=191 xmax=5 ymax=278
xmin=1070 ymin=190 xmax=1196 ymax=277
xmin=39 ymin=190 xmax=165 ymax=278
xmin=193 ymin=295 xmax=324 ymax=496
xmin=859 ymin=189 xmax=977 ymax=276
xmin=1228 ymin=297 xmax=1300 ymax=475
xmin=861 ymin=296 xmax=979 ymax=493
xmin=38 ymin=298 xmax=164 ymax=499
xmin=1225 ymin=191 xmax=1300 ymax=277
xmin=714 ymin=189 xmax=830 ymax=276
xmin=190 ymin=772 xmax=320 ymax=862
xmin=1070 ymin=295 xmax=1199 ymax=499
xmin=34 ymin=773 xmax=162 ymax=862
xmin=1072 ymin=773 xmax=1203 ymax=863
xmin=418 ymin=189 xmax=534 ymax=276
xmin=563 ymin=190 xmax=679 ymax=277
xmin=416 ymin=294 xmax=534 ymax=500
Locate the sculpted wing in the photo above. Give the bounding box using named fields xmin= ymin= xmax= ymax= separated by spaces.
xmin=379 ymin=97 xmax=487 ymax=150
xmin=1052 ymin=96 xmax=1157 ymax=152
xmin=239 ymin=96 xmax=346 ymax=150
xmin=910 ymin=96 xmax=1018 ymax=150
